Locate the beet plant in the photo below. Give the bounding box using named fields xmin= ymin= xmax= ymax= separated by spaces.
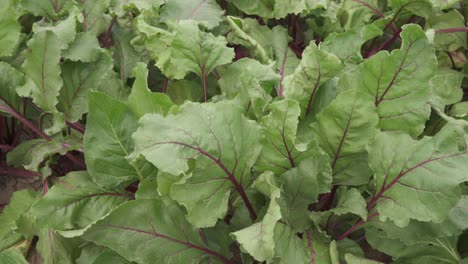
xmin=0 ymin=0 xmax=467 ymax=263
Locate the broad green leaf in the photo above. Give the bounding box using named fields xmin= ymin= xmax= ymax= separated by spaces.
xmin=339 ymin=0 xmax=380 ymax=30
xmin=7 ymin=137 xmax=80 ymax=172
xmin=450 ymin=101 xmax=468 ymax=120
xmin=345 ymin=254 xmax=382 ymax=264
xmin=320 ymin=30 xmax=365 ymax=63
xmin=32 ymin=8 xmax=80 ymax=48
xmin=343 ymin=24 xmax=437 ymax=136
xmin=0 ymin=249 xmax=28 ymax=264
xmin=131 ymin=101 xmax=263 ymax=227
xmin=366 ymin=125 xmax=468 ymax=226
xmin=58 ymin=52 xmax=113 ymax=122
xmin=80 ymin=0 xmax=111 ymax=35
xmin=128 ymin=62 xmax=174 ymax=119
xmin=230 ymin=0 xmax=311 ymax=19
xmin=76 ymin=244 xmax=132 ymax=264
xmin=160 ymin=0 xmax=224 ymax=29
xmin=63 ymin=32 xmax=102 ymax=62
xmin=311 ymin=89 xmax=379 ymax=185
xmin=279 ymin=154 xmax=332 ymax=231
xmin=84 ymin=91 xmax=155 ymax=188
xmin=427 ymin=10 xmax=467 ymax=52
xmin=429 ymin=0 xmax=459 ymax=9
xmin=22 ymin=0 xmax=75 ymax=17
xmin=19 ymin=30 xmax=68 ymax=134
xmin=388 ymin=0 xmax=433 ymax=18
xmin=232 ymin=172 xmax=281 ymax=262
xmin=30 ymin=171 xmax=131 ymax=231
xmin=255 ymin=99 xmax=303 ymax=174
xmin=0 ymin=62 xmax=24 ymax=113
xmin=330 ymin=187 xmax=367 ymax=220
xmin=0 ymin=2 xmax=21 ymax=58
xmin=36 ymin=229 xmax=82 ymax=264
xmin=430 ymin=68 xmax=464 ymax=106
xmin=83 ymin=199 xmax=232 ymax=263
xmin=284 ymin=42 xmax=342 ymax=116
xmin=0 ymin=189 xmax=37 ymax=251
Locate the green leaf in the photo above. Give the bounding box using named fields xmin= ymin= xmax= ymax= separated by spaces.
xmin=278 ymin=154 xmax=332 ymax=231
xmin=131 ymin=101 xmax=263 ymax=227
xmin=84 ymin=91 xmax=154 ymax=188
xmin=83 ymin=199 xmax=232 ymax=263
xmin=230 ymin=0 xmax=311 ymax=19
xmin=160 ymin=0 xmax=224 ymax=29
xmin=111 ymin=25 xmax=143 ymax=82
xmin=0 ymin=189 xmax=37 ymax=251
xmin=76 ymin=243 xmax=132 ymax=264
xmin=19 ymin=30 xmax=64 ymax=115
xmin=0 ymin=62 xmax=24 ymax=113
xmin=231 ymin=172 xmax=281 ymax=262
xmin=345 ymin=253 xmax=382 ymax=264
xmin=342 ymin=24 xmax=437 ymax=136
xmin=320 ymin=30 xmax=365 ymax=63
xmin=36 ymin=229 xmax=82 ymax=264
xmin=284 ymin=42 xmax=342 ymax=116
xmin=0 ymin=3 xmax=21 ymax=58
xmin=7 ymin=137 xmax=80 ymax=172
xmin=58 ymin=52 xmax=113 ymax=122
xmin=111 ymin=0 xmax=164 ymax=17
xmin=80 ymin=0 xmax=111 ymax=35
xmin=330 ymin=187 xmax=367 ymax=220
xmin=311 ymin=89 xmax=379 ymax=185
xmin=127 ymin=62 xmax=174 ymax=119
xmin=63 ymin=32 xmax=102 ymax=62
xmin=165 ymin=79 xmax=203 ymax=104
xmin=32 ymin=8 xmax=80 ymax=49
xmin=22 ymin=0 xmax=75 ymax=17
xmin=427 ymin=10 xmax=467 ymax=52
xmin=430 ymin=68 xmax=464 ymax=106
xmin=255 ymin=99 xmax=303 ymax=174
xmin=366 ymin=125 xmax=468 ymax=226
xmin=30 ymin=171 xmax=131 ymax=231
xmin=0 ymin=249 xmax=28 ymax=264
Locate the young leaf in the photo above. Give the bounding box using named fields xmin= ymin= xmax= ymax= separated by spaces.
xmin=83 ymin=199 xmax=233 ymax=264
xmin=0 ymin=3 xmax=21 ymax=58
xmin=311 ymin=89 xmax=379 ymax=185
xmin=342 ymin=24 xmax=437 ymax=136
xmin=283 ymin=42 xmax=342 ymax=116
xmin=0 ymin=62 xmax=25 ymax=113
xmin=430 ymin=68 xmax=464 ymax=107
xmin=84 ymin=92 xmax=153 ymax=188
xmin=366 ymin=125 xmax=468 ymax=227
xmin=131 ymin=101 xmax=263 ymax=227
xmin=63 ymin=32 xmax=102 ymax=62
xmin=128 ymin=62 xmax=174 ymax=119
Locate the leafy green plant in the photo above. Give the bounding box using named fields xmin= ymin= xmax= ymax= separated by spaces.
xmin=0 ymin=0 xmax=467 ymax=263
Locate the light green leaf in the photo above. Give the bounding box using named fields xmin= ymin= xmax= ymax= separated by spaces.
xmin=230 ymin=0 xmax=275 ymax=18
xmin=320 ymin=30 xmax=365 ymax=63
xmin=58 ymin=52 xmax=113 ymax=122
xmin=22 ymin=0 xmax=75 ymax=17
xmin=330 ymin=187 xmax=367 ymax=220
xmin=160 ymin=0 xmax=224 ymax=29
xmin=76 ymin=244 xmax=132 ymax=264
xmin=279 ymin=154 xmax=332 ymax=231
xmin=84 ymin=91 xmax=154 ymax=188
xmin=128 ymin=62 xmax=174 ymax=119
xmin=342 ymin=24 xmax=437 ymax=136
xmin=83 ymin=199 xmax=232 ymax=263
xmin=345 ymin=253 xmax=383 ymax=264
xmin=30 ymin=171 xmax=131 ymax=231
xmin=0 ymin=249 xmax=28 ymax=264
xmin=80 ymin=0 xmax=111 ymax=35
xmin=131 ymin=101 xmax=263 ymax=227
xmin=32 ymin=8 xmax=80 ymax=48
xmin=0 ymin=62 xmax=24 ymax=113
xmin=366 ymin=125 xmax=468 ymax=226
xmin=112 ymin=25 xmax=143 ymax=81
xmin=427 ymin=10 xmax=467 ymax=52
xmin=63 ymin=32 xmax=102 ymax=62
xmin=284 ymin=42 xmax=342 ymax=116
xmin=339 ymin=0 xmax=380 ymax=30
xmin=0 ymin=189 xmax=37 ymax=251
xmin=311 ymin=89 xmax=379 ymax=185
xmin=165 ymin=79 xmax=203 ymax=104
xmin=0 ymin=3 xmax=21 ymax=58
xmin=111 ymin=0 xmax=165 ymax=16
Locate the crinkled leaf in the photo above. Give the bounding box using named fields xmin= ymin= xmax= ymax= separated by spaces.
xmin=366 ymin=125 xmax=468 ymax=226
xmin=427 ymin=10 xmax=467 ymax=52
xmin=131 ymin=101 xmax=262 ymax=227
xmin=284 ymin=42 xmax=342 ymax=116
xmin=36 ymin=229 xmax=82 ymax=264
xmin=0 ymin=3 xmax=21 ymax=57
xmin=345 ymin=253 xmax=382 ymax=264
xmin=430 ymin=68 xmax=464 ymax=107
xmin=0 ymin=62 xmax=24 ymax=113
xmin=0 ymin=249 xmax=28 ymax=264
xmin=311 ymin=89 xmax=379 ymax=185
xmin=128 ymin=62 xmax=174 ymax=119
xmin=320 ymin=30 xmax=365 ymax=63
xmin=63 ymin=32 xmax=102 ymax=62
xmin=83 ymin=199 xmax=232 ymax=263
xmin=160 ymin=0 xmax=224 ymax=29
xmin=58 ymin=52 xmax=113 ymax=122
xmin=111 ymin=0 xmax=164 ymax=16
